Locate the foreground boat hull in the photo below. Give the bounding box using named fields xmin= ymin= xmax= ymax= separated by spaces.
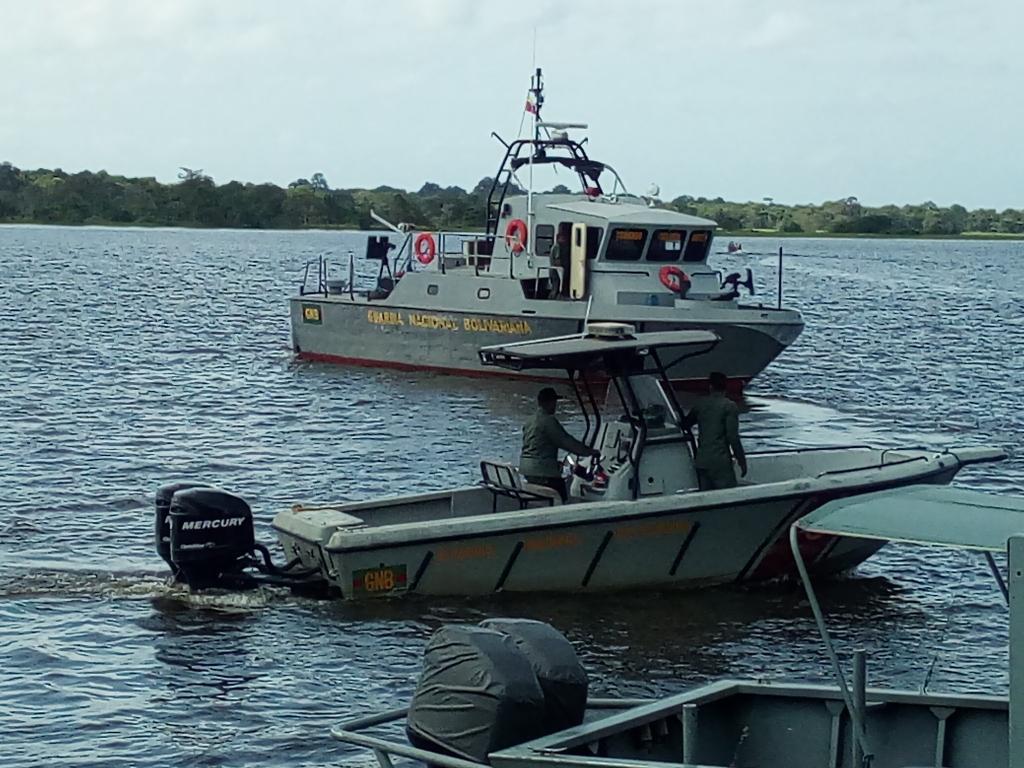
xmin=273 ymin=448 xmax=998 ymax=600
xmin=492 ymin=681 xmax=1009 ymax=768
xmin=334 ymin=681 xmax=1009 ymax=768
xmin=290 ymin=295 xmax=799 ymax=389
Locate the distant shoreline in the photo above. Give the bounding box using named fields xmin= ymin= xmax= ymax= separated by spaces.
xmin=716 ymin=229 xmax=1024 ymax=241
xmin=2 ymin=162 xmax=1023 ymax=239
xmin=2 ymin=220 xmax=1022 ymax=242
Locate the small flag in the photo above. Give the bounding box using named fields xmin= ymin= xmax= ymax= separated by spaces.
xmin=525 ymin=97 xmax=538 ymax=115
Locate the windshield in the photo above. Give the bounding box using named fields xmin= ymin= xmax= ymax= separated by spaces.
xmin=606 ymin=228 xmax=647 ymax=261
xmin=647 ymin=229 xmax=685 ymax=262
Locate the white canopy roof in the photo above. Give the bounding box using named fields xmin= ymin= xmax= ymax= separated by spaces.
xmin=479 ymin=330 xmax=718 ymax=371
xmin=796 ymin=485 xmax=1024 ymax=552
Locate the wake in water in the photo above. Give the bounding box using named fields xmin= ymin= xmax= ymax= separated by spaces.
xmin=0 ymin=567 xmax=294 ymax=612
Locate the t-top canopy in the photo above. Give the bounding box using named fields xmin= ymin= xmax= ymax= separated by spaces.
xmin=796 ymin=484 xmax=1024 ymax=552
xmin=478 ymin=330 xmax=719 ymax=371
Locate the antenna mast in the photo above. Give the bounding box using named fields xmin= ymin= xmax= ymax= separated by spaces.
xmin=527 ymin=67 xmax=544 ymax=257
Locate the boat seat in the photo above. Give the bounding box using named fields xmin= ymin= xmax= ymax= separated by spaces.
xmin=479 ymin=460 xmax=561 ymax=511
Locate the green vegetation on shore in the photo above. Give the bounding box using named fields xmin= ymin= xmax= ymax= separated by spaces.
xmin=2 ymin=162 xmax=1022 ymax=238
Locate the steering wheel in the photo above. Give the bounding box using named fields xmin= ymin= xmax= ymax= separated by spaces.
xmin=564 ymin=453 xmax=601 ymax=482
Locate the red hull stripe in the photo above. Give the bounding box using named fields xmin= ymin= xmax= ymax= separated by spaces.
xmin=296 ymin=351 xmax=750 ymax=392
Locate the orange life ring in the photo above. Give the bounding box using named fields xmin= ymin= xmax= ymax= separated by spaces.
xmin=414 ymin=233 xmax=436 ymax=265
xmin=504 ymin=219 xmax=528 ymax=253
xmin=659 ymin=265 xmax=691 ymax=293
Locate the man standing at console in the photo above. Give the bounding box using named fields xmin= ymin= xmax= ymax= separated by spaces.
xmin=520 ymin=387 xmax=600 ymax=502
xmin=682 ymin=372 xmax=748 ymax=490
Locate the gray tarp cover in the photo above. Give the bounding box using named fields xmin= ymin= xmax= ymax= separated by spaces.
xmin=406 ymin=625 xmax=547 ymax=763
xmin=479 ymin=619 xmax=588 ymax=731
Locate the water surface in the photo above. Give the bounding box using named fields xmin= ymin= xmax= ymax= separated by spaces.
xmin=0 ymin=227 xmax=1020 ymax=766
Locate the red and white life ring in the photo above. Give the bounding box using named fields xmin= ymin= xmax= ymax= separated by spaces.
xmin=659 ymin=265 xmax=691 ymax=293
xmin=414 ymin=233 xmax=436 ymax=265
xmin=504 ymin=219 xmax=528 ymax=253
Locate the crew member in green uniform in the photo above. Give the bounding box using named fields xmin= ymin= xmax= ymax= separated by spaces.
xmin=681 ymin=372 xmax=748 ymax=490
xmin=520 ymin=387 xmax=600 ymax=502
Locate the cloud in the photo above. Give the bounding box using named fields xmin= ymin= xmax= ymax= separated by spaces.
xmin=1 ymin=0 xmax=1022 ymax=207
xmin=739 ymin=9 xmax=810 ymax=50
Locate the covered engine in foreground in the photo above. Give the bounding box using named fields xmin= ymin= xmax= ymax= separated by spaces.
xmin=154 ymin=483 xmax=323 ymax=592
xmin=480 ymin=618 xmax=589 ymax=732
xmin=406 ymin=620 xmax=588 ymax=763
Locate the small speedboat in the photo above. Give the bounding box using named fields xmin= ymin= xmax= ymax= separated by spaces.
xmin=331 ymin=484 xmax=1024 ymax=768
xmin=257 ymin=324 xmax=1002 ymax=600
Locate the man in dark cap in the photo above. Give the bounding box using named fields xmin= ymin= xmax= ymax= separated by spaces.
xmin=681 ymin=372 xmax=747 ymax=490
xmin=520 ymin=387 xmax=600 ymax=502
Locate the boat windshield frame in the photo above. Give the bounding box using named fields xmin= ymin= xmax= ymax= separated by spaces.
xmin=481 ymin=330 xmax=716 ymax=482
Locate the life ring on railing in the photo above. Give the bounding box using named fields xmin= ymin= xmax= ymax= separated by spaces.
xmin=659 ymin=265 xmax=691 ymax=294
xmin=504 ymin=219 xmax=528 ymax=253
xmin=414 ymin=233 xmax=436 ymax=265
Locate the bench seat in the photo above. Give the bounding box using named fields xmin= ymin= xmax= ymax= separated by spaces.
xmin=479 ymin=460 xmax=561 ymax=510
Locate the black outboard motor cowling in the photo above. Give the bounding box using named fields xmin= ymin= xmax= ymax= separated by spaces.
xmin=168 ymin=488 xmax=255 ymax=588
xmin=155 ymin=482 xmax=208 ymax=570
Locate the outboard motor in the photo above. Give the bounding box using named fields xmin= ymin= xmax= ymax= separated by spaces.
xmin=406 ymin=621 xmax=588 ymax=763
xmin=155 ymin=482 xmax=207 ymax=571
xmin=154 ymin=483 xmax=324 ymax=593
xmin=480 ymin=619 xmax=588 ymax=731
xmin=168 ymin=488 xmax=256 ymax=589
xmin=406 ymin=625 xmax=547 ymax=763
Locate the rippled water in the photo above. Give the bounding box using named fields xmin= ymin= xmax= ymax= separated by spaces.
xmin=0 ymin=226 xmax=1020 ymax=767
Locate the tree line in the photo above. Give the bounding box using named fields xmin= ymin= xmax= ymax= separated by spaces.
xmin=1 ymin=162 xmax=1021 ymax=236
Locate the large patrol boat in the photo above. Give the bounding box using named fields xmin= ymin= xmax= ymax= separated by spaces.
xmin=290 ymin=70 xmax=803 ymax=389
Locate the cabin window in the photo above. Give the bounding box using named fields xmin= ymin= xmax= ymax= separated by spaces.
xmin=427 ymin=284 xmax=439 ymax=296
xmin=683 ymin=230 xmax=712 ymax=262
xmin=586 ymin=226 xmax=602 ymax=259
xmin=647 ymin=229 xmax=686 ymax=262
xmin=535 ymin=224 xmax=554 ymax=256
xmin=605 ymin=228 xmax=647 ymax=261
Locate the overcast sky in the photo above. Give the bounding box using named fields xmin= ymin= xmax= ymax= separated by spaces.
xmin=1 ymin=0 xmax=1020 ymax=208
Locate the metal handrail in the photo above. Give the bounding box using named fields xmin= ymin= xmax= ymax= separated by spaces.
xmin=298 ymin=254 xmax=329 ymax=297
xmin=331 ymin=698 xmax=656 ymax=768
xmin=745 ymin=445 xmax=873 ymax=456
xmin=347 ymin=252 xmax=355 ymax=300
xmin=814 ymin=455 xmax=928 ymax=479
